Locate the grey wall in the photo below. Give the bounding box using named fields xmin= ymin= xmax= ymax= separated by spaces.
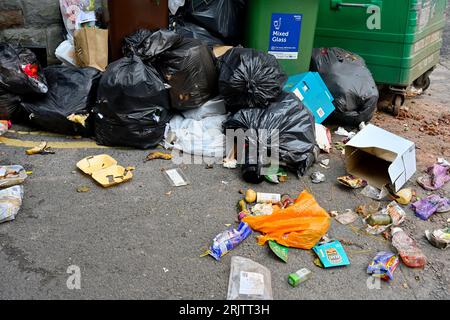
xmin=0 ymin=0 xmax=66 ymax=64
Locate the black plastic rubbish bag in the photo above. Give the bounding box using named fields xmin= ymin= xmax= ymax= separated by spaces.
xmin=224 ymin=92 xmax=317 ymax=179
xmin=170 ymin=19 xmax=224 ymax=47
xmin=0 ymin=88 xmax=22 ymax=120
xmin=185 ymin=0 xmax=246 ymax=43
xmin=218 ymin=48 xmax=288 ymax=113
xmin=21 ymin=66 xmax=101 ymax=136
xmin=123 ymin=30 xmax=217 ymax=111
xmin=95 ymin=56 xmax=171 ymax=149
xmin=311 ymin=48 xmax=379 ymax=126
xmin=0 ymin=43 xmax=48 ymax=95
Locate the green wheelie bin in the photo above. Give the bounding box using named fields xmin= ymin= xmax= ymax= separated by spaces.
xmin=245 ymin=0 xmax=321 ymax=75
xmin=314 ymin=0 xmax=447 ymax=113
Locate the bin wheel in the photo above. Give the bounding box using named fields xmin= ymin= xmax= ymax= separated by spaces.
xmin=414 ymin=74 xmax=431 ymax=92
xmin=392 ymin=95 xmax=404 ymax=116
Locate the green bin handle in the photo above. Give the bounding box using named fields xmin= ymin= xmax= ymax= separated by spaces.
xmin=331 ymin=0 xmax=380 ymax=10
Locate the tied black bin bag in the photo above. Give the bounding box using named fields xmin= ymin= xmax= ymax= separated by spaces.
xmin=311 ymin=48 xmax=379 ymax=126
xmin=185 ymin=0 xmax=246 ymax=43
xmin=95 ymin=56 xmax=171 ymax=149
xmin=21 ymin=66 xmax=101 ymax=136
xmin=0 ymin=88 xmax=22 ymax=120
xmin=170 ymin=19 xmax=224 ymax=47
xmin=123 ymin=30 xmax=217 ymax=111
xmin=218 ymin=48 xmax=288 ymax=113
xmin=224 ymin=92 xmax=317 ymax=178
xmin=0 ymin=43 xmax=47 ymax=95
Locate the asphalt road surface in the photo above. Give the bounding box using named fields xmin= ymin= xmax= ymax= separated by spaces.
xmin=1 ymin=12 xmax=450 ymax=300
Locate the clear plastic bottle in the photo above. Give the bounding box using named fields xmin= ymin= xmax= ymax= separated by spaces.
xmin=391 ymin=228 xmax=427 ymax=268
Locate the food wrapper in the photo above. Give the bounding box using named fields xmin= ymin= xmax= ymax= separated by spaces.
xmin=367 ymin=252 xmax=399 ymax=281
xmin=209 ymin=222 xmax=252 ymax=261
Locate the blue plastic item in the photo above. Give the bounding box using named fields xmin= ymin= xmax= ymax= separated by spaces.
xmin=284 ymin=72 xmax=335 ymax=124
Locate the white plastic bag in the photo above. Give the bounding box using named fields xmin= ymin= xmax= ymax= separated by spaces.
xmin=169 ymin=0 xmax=185 ymax=15
xmin=227 ymin=256 xmax=273 ymax=300
xmin=164 ymin=114 xmax=227 ymax=157
xmin=181 ymin=97 xmax=227 ymax=121
xmin=55 ymin=40 xmax=77 ymax=67
xmin=0 ymin=185 xmax=24 ymax=223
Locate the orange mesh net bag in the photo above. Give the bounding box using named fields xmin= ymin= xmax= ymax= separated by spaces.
xmin=243 ymin=191 xmax=331 ymax=249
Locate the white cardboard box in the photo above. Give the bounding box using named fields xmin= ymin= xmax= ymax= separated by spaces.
xmin=345 ymin=124 xmax=416 ymax=192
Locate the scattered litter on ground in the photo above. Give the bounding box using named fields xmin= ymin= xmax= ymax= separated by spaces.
xmin=77 ymin=155 xmax=134 ymax=188
xmin=264 ymin=167 xmax=288 ymax=184
xmin=365 ymin=202 xmax=406 ymax=235
xmin=0 ymin=185 xmax=24 ymax=223
xmin=256 ymin=193 xmax=281 ymax=204
xmin=0 ymin=120 xmax=10 ymax=136
xmin=311 ymin=171 xmax=326 ymax=184
xmin=320 ymin=159 xmax=330 ymax=169
xmin=76 ymin=186 xmax=90 ymax=193
xmin=288 ymin=268 xmax=311 ymax=287
xmin=367 ymin=252 xmax=399 ymax=281
xmin=395 ymin=188 xmax=413 ymax=205
xmin=251 ymin=203 xmax=273 ymax=216
xmin=335 ymin=127 xmax=356 ymax=139
xmin=391 ymin=227 xmax=427 ymax=268
xmin=163 ymin=168 xmax=189 ymax=187
xmin=26 ymin=141 xmax=55 ymax=155
xmin=207 ymin=222 xmax=252 ymax=261
xmin=417 ymin=163 xmax=450 ymax=191
xmin=425 ymin=227 xmax=450 ymax=249
xmin=268 ymin=240 xmax=288 ymax=263
xmin=360 ymin=185 xmax=390 ymax=201
xmin=244 ymin=191 xmax=330 ymax=249
xmin=330 ymin=209 xmax=358 ymax=225
xmin=145 ymin=151 xmax=173 ymax=162
xmin=227 ymin=256 xmax=273 ymax=300
xmin=0 ymin=165 xmax=28 ymax=188
xmin=337 ymin=175 xmax=367 ymax=189
xmin=411 ymin=195 xmax=450 ymax=220
xmin=312 ymin=240 xmax=350 ymax=268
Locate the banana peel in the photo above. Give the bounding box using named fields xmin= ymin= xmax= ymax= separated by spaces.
xmin=26 ymin=142 xmax=55 ymax=155
xmin=67 ymin=114 xmax=89 ymax=127
xmin=145 ymin=151 xmax=172 ymax=162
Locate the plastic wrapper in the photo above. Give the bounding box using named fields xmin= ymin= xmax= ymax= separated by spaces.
xmin=21 ymin=65 xmax=101 ymax=136
xmin=411 ymin=195 xmax=450 ymax=221
xmin=365 ymin=201 xmax=406 ymax=235
xmin=0 ymin=165 xmax=28 ymax=188
xmin=227 ymin=256 xmax=273 ymax=300
xmin=243 ymin=191 xmax=330 ymax=250
xmin=367 ymin=252 xmax=399 ymax=281
xmin=185 ymin=0 xmax=246 ymax=43
xmin=425 ymin=228 xmax=450 ymax=249
xmin=123 ymin=29 xmax=217 ymax=111
xmin=0 ymin=185 xmax=23 ymax=223
xmin=311 ymin=48 xmax=379 ymax=126
xmin=209 ymin=222 xmax=252 ymax=261
xmin=95 ymin=56 xmax=171 ymax=149
xmin=417 ymin=164 xmax=450 ymax=191
xmin=224 ymin=92 xmax=316 ymax=177
xmin=218 ymin=48 xmax=287 ymax=113
xmin=0 ymin=43 xmax=47 ymax=95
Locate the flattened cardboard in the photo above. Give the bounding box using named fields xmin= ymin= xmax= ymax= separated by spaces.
xmin=345 ymin=124 xmax=416 ymax=192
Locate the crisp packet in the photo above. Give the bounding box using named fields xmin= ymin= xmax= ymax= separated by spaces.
xmin=367 ymin=252 xmax=399 ymax=281
xmin=209 ymin=222 xmax=252 ymax=261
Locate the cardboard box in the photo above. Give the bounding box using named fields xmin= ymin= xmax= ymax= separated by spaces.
xmin=345 ymin=124 xmax=416 ymax=192
xmin=284 ymin=72 xmax=335 ymax=124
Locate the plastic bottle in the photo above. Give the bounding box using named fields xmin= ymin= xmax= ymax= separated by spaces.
xmin=391 ymin=228 xmax=427 ymax=268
